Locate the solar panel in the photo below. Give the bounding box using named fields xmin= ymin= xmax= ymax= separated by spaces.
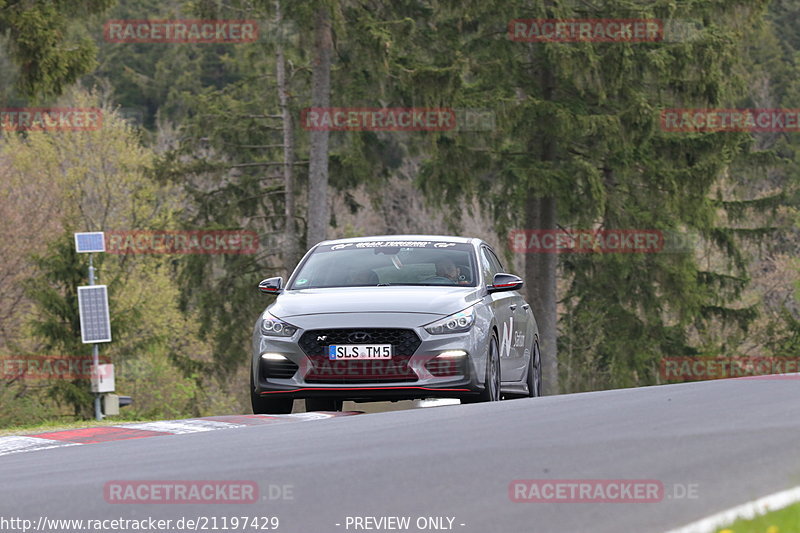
xmin=78 ymin=285 xmax=112 ymax=343
xmin=74 ymin=232 xmax=106 ymax=253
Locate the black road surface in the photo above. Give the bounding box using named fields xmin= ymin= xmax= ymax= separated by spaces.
xmin=3 ymin=378 xmax=800 ymax=533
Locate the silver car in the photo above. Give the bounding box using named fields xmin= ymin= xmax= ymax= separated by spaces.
xmin=251 ymin=235 xmax=541 ymax=413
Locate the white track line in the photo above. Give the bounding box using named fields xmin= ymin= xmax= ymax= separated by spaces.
xmin=418 ymin=398 xmax=460 ymax=408
xmin=664 ymin=484 xmax=800 ymax=533
xmin=0 ymin=436 xmax=78 ymax=457
xmin=119 ymin=419 xmax=244 ymax=434
xmin=287 ymin=412 xmax=337 ymax=421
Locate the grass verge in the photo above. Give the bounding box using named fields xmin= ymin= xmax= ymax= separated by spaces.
xmin=716 ymin=503 xmax=800 ymax=533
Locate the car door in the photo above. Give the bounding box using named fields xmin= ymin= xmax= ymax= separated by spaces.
xmin=480 ymin=246 xmax=527 ymax=382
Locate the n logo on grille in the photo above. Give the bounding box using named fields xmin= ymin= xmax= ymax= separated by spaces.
xmin=348 ymin=331 xmax=372 ymax=343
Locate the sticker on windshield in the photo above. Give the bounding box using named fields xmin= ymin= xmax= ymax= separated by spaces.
xmin=355 ymin=241 xmax=430 ymax=248
xmin=318 ymin=241 xmax=470 ymax=253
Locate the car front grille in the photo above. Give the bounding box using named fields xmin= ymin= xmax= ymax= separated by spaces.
xmin=299 ymin=328 xmax=421 ymax=383
xmin=298 ymin=328 xmax=421 ymax=356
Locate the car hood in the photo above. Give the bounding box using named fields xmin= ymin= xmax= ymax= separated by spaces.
xmin=268 ymin=286 xmax=481 ymax=318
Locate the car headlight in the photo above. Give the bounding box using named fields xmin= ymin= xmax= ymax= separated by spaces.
xmin=424 ymin=306 xmax=476 ymax=335
xmin=260 ymin=311 xmax=298 ymax=337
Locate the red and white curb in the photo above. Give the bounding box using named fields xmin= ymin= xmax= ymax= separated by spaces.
xmin=0 ymin=412 xmax=357 ymax=458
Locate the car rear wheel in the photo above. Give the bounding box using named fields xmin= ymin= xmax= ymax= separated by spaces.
xmin=463 ymin=333 xmax=501 ymax=403
xmin=251 ymin=367 xmax=294 ymax=414
xmin=305 ymin=398 xmax=344 ymax=412
xmin=527 ymin=340 xmax=542 ymax=397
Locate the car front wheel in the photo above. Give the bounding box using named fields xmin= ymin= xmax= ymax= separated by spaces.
xmin=251 ymin=393 xmax=293 ymax=414
xmin=251 ymin=367 xmax=293 ymax=414
xmin=305 ymin=398 xmax=344 ymax=412
xmin=463 ymin=333 xmax=501 ymax=403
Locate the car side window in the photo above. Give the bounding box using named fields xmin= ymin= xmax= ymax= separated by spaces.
xmin=481 ymin=247 xmax=503 ymax=284
xmin=479 ymin=248 xmax=493 ymax=284
xmin=486 ymin=247 xmax=505 ymax=273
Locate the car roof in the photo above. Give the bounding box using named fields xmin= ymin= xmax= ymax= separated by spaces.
xmin=319 ymin=234 xmax=479 ymax=246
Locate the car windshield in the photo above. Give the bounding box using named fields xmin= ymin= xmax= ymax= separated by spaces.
xmin=288 ymin=240 xmax=477 ymax=289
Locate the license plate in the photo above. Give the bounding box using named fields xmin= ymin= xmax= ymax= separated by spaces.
xmin=328 ymin=344 xmax=393 ymax=360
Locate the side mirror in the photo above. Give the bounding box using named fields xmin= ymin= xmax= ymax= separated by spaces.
xmin=258 ymin=277 xmax=283 ymax=294
xmin=487 ymin=273 xmax=524 ymax=293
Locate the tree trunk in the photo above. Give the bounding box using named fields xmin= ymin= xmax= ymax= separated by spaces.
xmin=525 ymin=195 xmax=558 ymax=395
xmin=525 ymin=56 xmax=559 ymax=395
xmin=306 ymin=5 xmax=332 ymax=246
xmin=275 ymin=0 xmax=298 ymax=275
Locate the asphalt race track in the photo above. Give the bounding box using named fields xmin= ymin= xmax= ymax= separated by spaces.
xmin=2 ymin=377 xmax=800 ymax=533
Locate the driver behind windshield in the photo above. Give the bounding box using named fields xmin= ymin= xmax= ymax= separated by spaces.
xmin=435 ymin=258 xmax=461 ymax=283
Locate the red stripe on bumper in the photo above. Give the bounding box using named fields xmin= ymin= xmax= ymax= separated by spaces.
xmin=260 ymin=386 xmax=471 ymax=394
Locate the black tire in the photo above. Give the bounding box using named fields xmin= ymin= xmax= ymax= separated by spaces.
xmin=527 ymin=340 xmax=542 ymax=397
xmin=251 ymin=365 xmax=293 ymax=414
xmin=305 ymin=398 xmax=344 ymax=412
xmin=252 ymin=393 xmax=293 ymax=414
xmin=463 ymin=333 xmax=501 ymax=403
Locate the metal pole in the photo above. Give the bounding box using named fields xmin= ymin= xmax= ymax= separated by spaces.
xmin=93 ymin=344 xmax=101 ymax=421
xmin=89 ymin=254 xmax=103 ymax=421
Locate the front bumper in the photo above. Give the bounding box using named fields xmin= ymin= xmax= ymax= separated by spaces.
xmin=251 ymin=312 xmax=489 ymax=402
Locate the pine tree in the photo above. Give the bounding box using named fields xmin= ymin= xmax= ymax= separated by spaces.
xmin=417 ymin=0 xmax=769 ymax=392
xmin=0 ymin=0 xmax=114 ymax=99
